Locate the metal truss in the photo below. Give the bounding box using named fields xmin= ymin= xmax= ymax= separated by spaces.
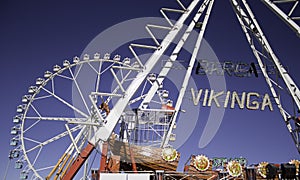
xmin=261 ymin=0 xmax=300 ymax=37
xmin=62 ymin=0 xmax=216 ymax=178
xmin=231 ymin=0 xmax=300 ymax=153
xmin=90 ymin=0 xmax=201 ymax=145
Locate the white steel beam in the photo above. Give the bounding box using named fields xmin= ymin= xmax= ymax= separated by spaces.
xmin=261 ymin=0 xmax=300 ymax=37
xmin=162 ymin=0 xmax=215 ymax=147
xmin=139 ymin=0 xmax=215 ymax=110
xmin=90 ymin=0 xmax=202 ymax=144
xmin=242 ymin=0 xmax=300 ymax=113
xmin=231 ymin=0 xmax=300 ymax=153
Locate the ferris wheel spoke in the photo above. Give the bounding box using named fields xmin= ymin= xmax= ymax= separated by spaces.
xmin=25 ymin=125 xmax=83 ymax=153
xmin=116 ymin=64 xmax=125 ymax=80
xmin=67 ymin=125 xmax=89 ymax=153
xmin=95 ymin=60 xmax=103 ymax=94
xmin=23 ymin=119 xmax=41 ymax=134
xmin=24 ymin=103 xmax=87 ymax=132
xmin=23 ymin=137 xmax=42 ymax=145
xmin=31 ymin=145 xmax=43 ymax=167
xmin=41 ymin=87 xmax=89 ymax=118
xmin=65 ymin=124 xmax=80 ymax=154
xmin=51 ymin=77 xmax=55 ymax=94
xmin=107 ymin=69 xmax=133 ymax=103
xmin=35 ymin=126 xmax=90 ymax=179
xmin=35 ymin=165 xmax=55 ymax=174
xmin=29 ymin=103 xmax=42 ymax=118
xmin=99 ymin=61 xmax=115 ymax=76
xmin=46 ymin=126 xmax=89 ymax=174
xmin=140 ymin=79 xmax=148 ymax=97
xmin=65 ymin=77 xmax=89 ymax=117
xmin=74 ymin=62 xmax=84 ymax=79
xmin=56 ymin=74 xmax=74 ymax=81
xmin=25 ymin=116 xmax=87 ymax=122
xmin=68 ymin=67 xmax=91 ymax=115
xmin=43 ymin=126 xmax=91 ymax=179
xmin=32 ymin=94 xmax=53 ymax=101
xmin=87 ymin=61 xmax=104 ymax=74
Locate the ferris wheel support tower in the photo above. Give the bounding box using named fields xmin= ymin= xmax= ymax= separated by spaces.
xmin=62 ymin=0 xmax=215 ymax=179
xmin=261 ymin=0 xmax=300 ymax=37
xmin=63 ymin=0 xmax=300 ymax=178
xmin=231 ymin=0 xmax=300 ymax=153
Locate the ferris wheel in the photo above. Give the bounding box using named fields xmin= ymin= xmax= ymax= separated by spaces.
xmin=8 ymin=0 xmax=214 ymax=179
xmin=9 ymin=55 xmax=127 ymax=179
xmin=8 ymin=0 xmax=300 ymax=179
xmin=9 ymin=52 xmax=186 ymax=179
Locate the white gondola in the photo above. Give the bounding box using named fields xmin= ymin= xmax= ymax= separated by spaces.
xmin=9 ymin=149 xmax=20 ymax=158
xmin=113 ymin=54 xmax=121 ymax=61
xmin=148 ymin=73 xmax=156 ymax=82
xmin=169 ymin=133 xmax=176 ymax=141
xmin=13 ymin=150 xmax=20 ymax=158
xmin=63 ymin=60 xmax=70 ymax=67
xmin=158 ymin=82 xmax=163 ymax=89
xmin=17 ymin=105 xmax=26 ymax=113
xmin=22 ymin=95 xmax=28 ymax=103
xmin=53 ymin=65 xmax=61 ymax=72
xmin=132 ymin=62 xmax=140 ymax=69
xmin=15 ymin=161 xmax=23 ymax=169
xmin=94 ymin=53 xmax=100 ymax=60
xmin=16 ymin=106 xmax=23 ymax=113
xmin=11 ymin=127 xmax=18 ymax=135
xmin=35 ymin=78 xmax=45 ymax=85
xmin=8 ymin=150 xmax=13 ymax=159
xmin=166 ymin=100 xmax=173 ymax=106
xmin=28 ymin=86 xmax=38 ymax=94
xmin=10 ymin=138 xmax=18 ymax=146
xmin=21 ymin=95 xmax=31 ymax=103
xmin=162 ymin=90 xmax=169 ymax=98
xmin=83 ymin=54 xmax=90 ymax=60
xmin=20 ymin=171 xmax=28 ymax=179
xmin=104 ymin=53 xmax=110 ymax=60
xmin=73 ymin=56 xmax=80 ymax=63
xmin=123 ymin=57 xmax=131 ymax=65
xmin=44 ymin=71 xmax=52 ymax=78
xmin=13 ymin=115 xmax=22 ymax=124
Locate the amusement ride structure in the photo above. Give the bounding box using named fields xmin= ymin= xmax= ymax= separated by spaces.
xmin=8 ymin=0 xmax=300 ymax=179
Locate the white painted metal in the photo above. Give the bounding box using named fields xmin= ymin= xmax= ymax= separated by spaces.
xmin=139 ymin=0 xmax=214 ymax=110
xmin=261 ymin=0 xmax=300 ymax=37
xmin=231 ymin=0 xmax=300 ymax=153
xmin=110 ymin=69 xmax=126 ymax=93
xmin=162 ymin=0 xmax=215 ymax=147
xmin=12 ymin=58 xmax=134 ymax=179
xmin=65 ymin=124 xmax=80 ymax=154
xmin=89 ymin=94 xmax=105 ymax=123
xmin=90 ymin=0 xmax=202 ymax=144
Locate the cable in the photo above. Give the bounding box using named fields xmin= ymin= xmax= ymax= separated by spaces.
xmin=87 ymin=146 xmax=100 ymax=175
xmin=3 ymin=157 xmax=12 ymax=180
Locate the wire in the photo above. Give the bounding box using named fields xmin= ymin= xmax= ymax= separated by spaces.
xmin=87 ymin=147 xmax=100 ymax=175
xmin=3 ymin=157 xmax=12 ymax=180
